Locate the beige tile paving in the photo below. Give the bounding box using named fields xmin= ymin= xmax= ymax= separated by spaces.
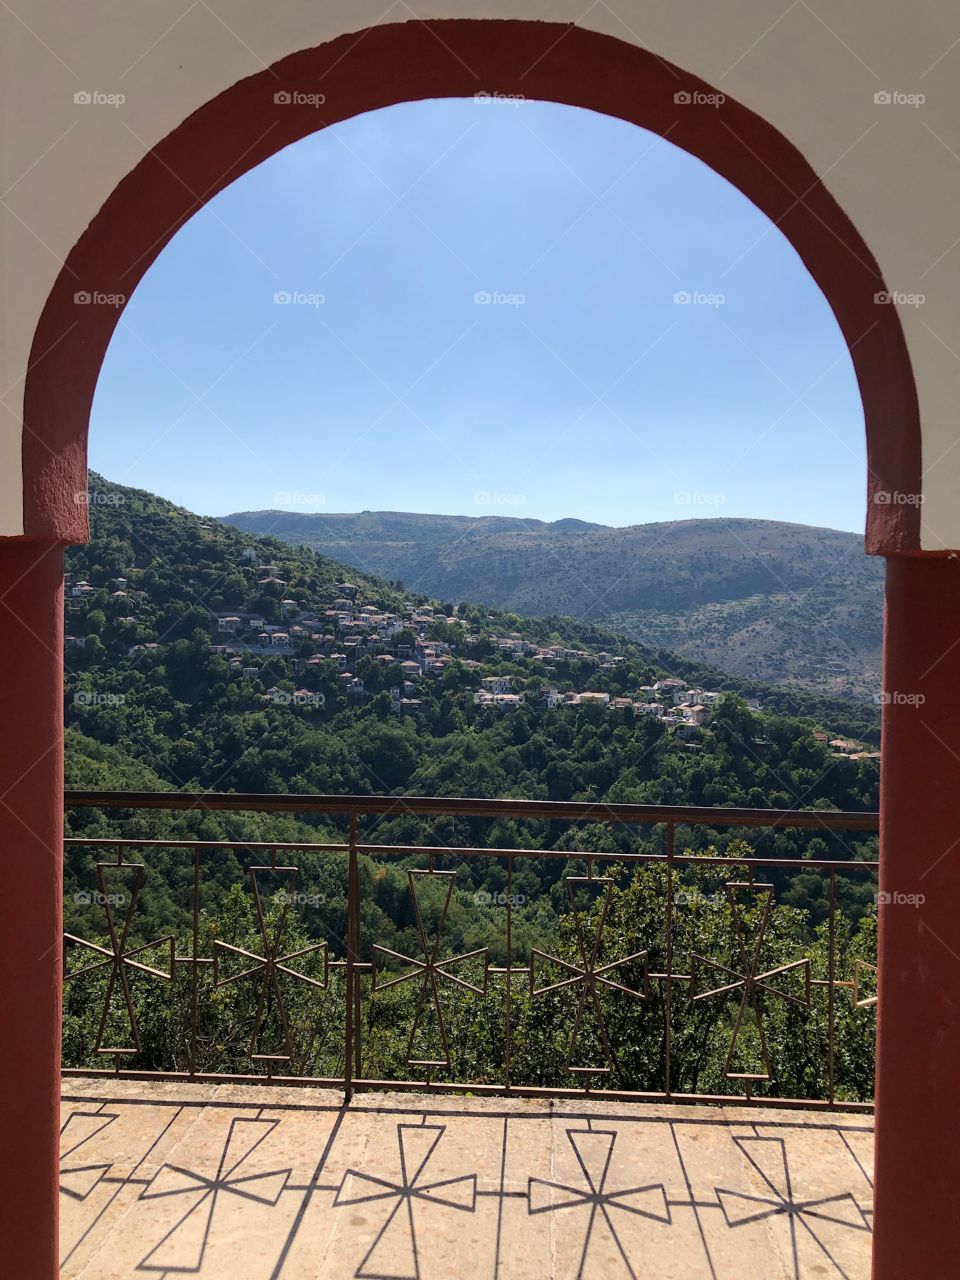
xmin=60 ymin=1083 xmax=873 ymax=1280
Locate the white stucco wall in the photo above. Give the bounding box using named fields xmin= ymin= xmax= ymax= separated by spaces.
xmin=2 ymin=2 xmax=959 ymax=545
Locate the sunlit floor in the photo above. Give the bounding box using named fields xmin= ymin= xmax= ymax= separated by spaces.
xmin=60 ymin=1080 xmax=873 ymax=1279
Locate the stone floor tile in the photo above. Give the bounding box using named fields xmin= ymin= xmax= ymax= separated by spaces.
xmin=60 ymin=1082 xmax=874 ymax=1280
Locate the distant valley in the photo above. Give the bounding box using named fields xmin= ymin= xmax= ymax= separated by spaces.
xmin=221 ymin=510 xmax=883 ymax=699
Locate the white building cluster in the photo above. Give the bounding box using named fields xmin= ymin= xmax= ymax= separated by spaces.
xmin=535 ymin=676 xmax=734 ymax=733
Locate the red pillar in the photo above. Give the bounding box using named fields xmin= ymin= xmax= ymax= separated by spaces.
xmin=0 ymin=542 xmax=64 ymax=1279
xmin=874 ymin=556 xmax=960 ymax=1277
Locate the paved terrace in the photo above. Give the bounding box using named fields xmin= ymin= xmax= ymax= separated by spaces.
xmin=60 ymin=1081 xmax=873 ymax=1280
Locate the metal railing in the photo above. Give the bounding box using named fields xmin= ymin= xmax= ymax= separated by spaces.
xmin=62 ymin=791 xmax=879 ymax=1111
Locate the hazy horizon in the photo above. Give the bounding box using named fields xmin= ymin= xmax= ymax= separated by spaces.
xmin=215 ymin=498 xmax=862 ymax=537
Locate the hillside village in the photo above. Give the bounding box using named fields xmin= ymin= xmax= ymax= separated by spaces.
xmin=65 ymin=539 xmax=878 ymax=758
xmin=225 ymin=507 xmax=885 ymax=701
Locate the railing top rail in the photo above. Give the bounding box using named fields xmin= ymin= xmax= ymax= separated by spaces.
xmin=63 ymin=789 xmax=879 ymax=831
xmin=62 ymin=834 xmax=879 ymax=870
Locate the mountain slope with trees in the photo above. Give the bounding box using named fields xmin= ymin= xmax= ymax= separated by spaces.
xmin=222 ymin=508 xmax=883 ymax=698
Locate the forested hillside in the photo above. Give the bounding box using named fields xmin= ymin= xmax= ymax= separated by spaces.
xmin=67 ymin=477 xmax=878 ymax=805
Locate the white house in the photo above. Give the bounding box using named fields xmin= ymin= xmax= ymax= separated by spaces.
xmin=474 ymin=691 xmax=525 ymax=710
xmin=481 ymin=674 xmax=512 ymax=695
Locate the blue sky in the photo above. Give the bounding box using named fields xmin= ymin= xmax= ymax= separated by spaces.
xmin=90 ymin=97 xmax=866 ymax=532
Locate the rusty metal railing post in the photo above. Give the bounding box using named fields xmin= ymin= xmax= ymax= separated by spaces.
xmin=344 ymin=811 xmax=360 ymax=1101
xmin=505 ymin=855 xmax=513 ymax=1092
xmin=665 ymin=822 xmax=674 ymax=1098
xmin=189 ymin=846 xmax=200 ymax=1076
xmin=828 ymin=869 xmax=836 ymax=1107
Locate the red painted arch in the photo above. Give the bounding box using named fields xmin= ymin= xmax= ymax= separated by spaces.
xmin=22 ymin=18 xmax=920 ymax=552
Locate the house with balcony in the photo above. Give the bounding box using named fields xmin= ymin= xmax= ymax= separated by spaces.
xmin=481 ymin=674 xmax=513 ymax=695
